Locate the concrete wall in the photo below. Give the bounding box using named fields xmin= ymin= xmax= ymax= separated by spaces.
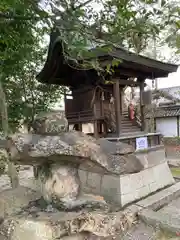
xmin=156 ymin=117 xmax=177 ymax=137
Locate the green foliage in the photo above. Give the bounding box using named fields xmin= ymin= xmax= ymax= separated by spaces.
xmin=0 ymin=0 xmax=47 ymax=66
xmin=171 ymin=167 xmax=180 ymax=177
xmin=0 ymin=0 xmax=63 ymax=132
xmin=0 ymin=0 xmax=179 ymax=133
xmin=1 ymin=55 xmax=63 ymax=132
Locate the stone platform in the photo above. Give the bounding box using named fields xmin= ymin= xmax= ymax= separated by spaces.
xmin=79 ymin=145 xmax=175 ymax=207
xmin=106 ymin=132 xmax=162 ymax=149
xmin=79 ymin=162 xmax=174 ymax=207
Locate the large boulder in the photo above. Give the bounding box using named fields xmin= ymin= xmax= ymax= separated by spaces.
xmin=97 ymin=138 xmax=135 ymax=155
xmin=30 ymin=111 xmax=143 ymax=175
xmin=5 ymin=131 xmax=143 ymax=207
xmin=32 ymin=111 xmax=68 ymax=135
xmin=4 ymin=112 xmax=144 ymax=208
xmin=6 ymin=131 xmax=144 ymax=175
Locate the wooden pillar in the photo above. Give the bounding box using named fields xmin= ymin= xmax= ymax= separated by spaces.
xmin=113 ymin=80 xmax=121 ymax=136
xmin=79 ymin=123 xmax=82 ymax=131
xmin=93 ymin=103 xmax=98 ymax=138
xmin=139 ymin=78 xmax=145 ymax=131
xmin=64 ymin=88 xmax=69 ymax=130
xmin=120 ymin=87 xmax=123 ymax=114
xmin=64 ymin=88 xmax=67 ymax=113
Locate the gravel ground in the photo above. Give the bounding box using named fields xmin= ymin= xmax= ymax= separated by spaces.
xmin=122 ymin=222 xmax=156 ymax=240
xmin=0 ymin=167 xmax=177 ymax=240
xmin=0 ymin=167 xmax=36 ymax=240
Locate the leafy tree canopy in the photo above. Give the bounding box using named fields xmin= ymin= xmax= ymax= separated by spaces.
xmin=0 ymin=0 xmax=179 ymax=131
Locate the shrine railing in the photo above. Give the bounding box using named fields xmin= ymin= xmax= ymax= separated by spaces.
xmin=66 ymin=108 xmax=103 ymax=123
xmin=66 ymin=110 xmax=93 ymax=122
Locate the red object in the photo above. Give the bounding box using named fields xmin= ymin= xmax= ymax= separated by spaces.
xmin=129 ymin=103 xmax=135 ymax=120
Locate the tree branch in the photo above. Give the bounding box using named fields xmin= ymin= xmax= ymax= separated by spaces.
xmin=0 ymin=12 xmax=52 ymax=21
xmin=75 ymin=0 xmax=94 ymax=10
xmin=0 ymin=0 xmax=95 ymax=22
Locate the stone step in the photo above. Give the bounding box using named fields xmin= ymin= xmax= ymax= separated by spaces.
xmin=121 ymin=126 xmax=139 ymax=130
xmin=121 ymin=128 xmax=139 ymax=133
xmin=121 ymin=125 xmax=140 ymax=129
xmin=121 ymin=116 xmax=129 ymax=119
xmin=121 ymin=127 xmax=140 ymax=130
xmin=139 ymin=208 xmax=180 ymax=235
xmin=121 ymin=122 xmax=135 ymax=125
xmin=121 ymin=129 xmax=140 ymax=133
xmin=121 ymin=122 xmax=139 ymax=128
xmin=137 ymin=182 xmax=180 ymax=211
xmin=138 ymin=183 xmax=180 ymax=234
xmin=122 ymin=111 xmax=128 ymax=115
xmin=121 ymin=120 xmax=133 ymax=123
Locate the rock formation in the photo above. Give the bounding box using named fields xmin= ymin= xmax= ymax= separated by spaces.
xmin=5 ymin=130 xmax=144 ymax=207
xmin=0 ymin=111 xmax=142 ymax=239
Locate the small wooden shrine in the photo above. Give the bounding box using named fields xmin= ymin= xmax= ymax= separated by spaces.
xmin=37 ymin=29 xmax=178 ymax=139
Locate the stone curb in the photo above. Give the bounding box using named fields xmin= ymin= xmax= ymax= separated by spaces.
xmin=121 ymin=182 xmax=180 ymax=222
xmin=128 ymin=182 xmax=180 ymax=234
xmin=139 ymin=208 xmax=180 ymax=234
xmin=134 ymin=182 xmax=180 ymax=211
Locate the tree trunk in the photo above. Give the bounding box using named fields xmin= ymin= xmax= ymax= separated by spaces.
xmin=0 ymin=76 xmax=19 ymax=188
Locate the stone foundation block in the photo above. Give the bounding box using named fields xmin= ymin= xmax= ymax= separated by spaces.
xmin=136 ymin=145 xmax=166 ymax=169
xmin=86 ymin=172 xmax=102 ymax=193
xmin=78 ymin=161 xmax=175 ymax=207
xmin=136 ymin=182 xmax=180 ymax=210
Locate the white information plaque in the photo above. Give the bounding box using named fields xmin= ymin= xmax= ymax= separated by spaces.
xmin=136 ymin=137 xmax=148 ymax=150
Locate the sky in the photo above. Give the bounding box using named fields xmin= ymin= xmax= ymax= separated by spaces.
xmin=156 ymin=67 xmax=180 ymax=88
xmin=145 ymin=45 xmax=180 ymax=89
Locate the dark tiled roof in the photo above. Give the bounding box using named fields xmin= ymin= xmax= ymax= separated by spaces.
xmin=146 ymin=105 xmax=180 ymax=118
xmin=37 ymin=30 xmax=178 ymax=85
